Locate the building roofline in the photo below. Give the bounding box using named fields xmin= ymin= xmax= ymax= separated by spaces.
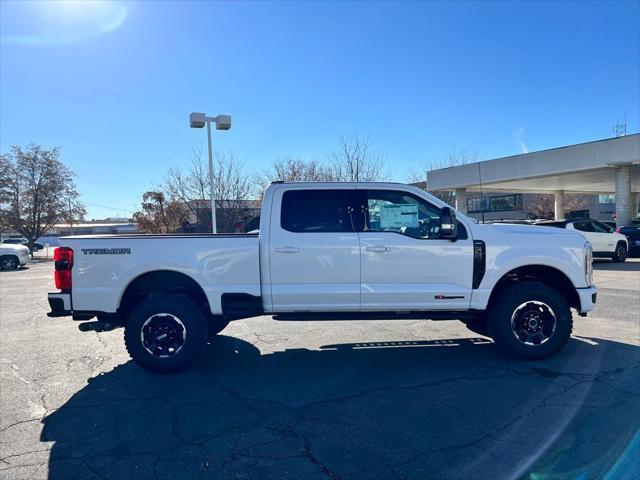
xmin=429 ymin=133 xmax=640 ymax=174
xmin=268 ymin=181 xmax=409 ymax=186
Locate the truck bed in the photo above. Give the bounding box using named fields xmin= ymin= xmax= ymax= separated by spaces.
xmin=60 ymin=233 xmax=260 ymax=314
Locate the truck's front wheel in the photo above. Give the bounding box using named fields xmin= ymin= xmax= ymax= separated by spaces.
xmin=124 ymin=294 xmax=208 ymax=373
xmin=488 ymin=281 xmax=572 ymax=360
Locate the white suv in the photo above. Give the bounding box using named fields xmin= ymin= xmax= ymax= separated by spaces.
xmin=0 ymin=243 xmax=31 ymax=270
xmin=537 ymin=219 xmax=629 ymax=262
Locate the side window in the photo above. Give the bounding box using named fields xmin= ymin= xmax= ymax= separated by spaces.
xmin=281 ymin=189 xmax=353 ymax=233
xmin=573 ymin=221 xmax=595 ymax=233
xmin=365 ymin=190 xmax=442 ymax=239
xmin=592 ymin=221 xmax=613 ymax=233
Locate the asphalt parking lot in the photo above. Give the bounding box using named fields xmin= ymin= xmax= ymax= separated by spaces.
xmin=1 ymin=259 xmax=639 ymax=480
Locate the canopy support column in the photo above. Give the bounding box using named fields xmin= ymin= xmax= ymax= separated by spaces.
xmin=615 ymin=165 xmax=632 ymax=227
xmin=554 ymin=191 xmax=564 ymax=220
xmin=455 ymin=189 xmax=468 ymax=214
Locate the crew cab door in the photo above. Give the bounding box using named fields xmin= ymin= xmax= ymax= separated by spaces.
xmin=356 ymin=187 xmax=473 ymax=310
xmin=268 ymin=187 xmax=361 ymax=311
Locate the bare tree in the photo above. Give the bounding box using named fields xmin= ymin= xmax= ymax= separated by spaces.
xmin=524 ymin=194 xmax=554 ymax=219
xmin=564 ymin=194 xmax=588 ymax=216
xmin=408 ymin=147 xmax=479 ymax=206
xmin=255 ymin=156 xmax=332 ymax=194
xmin=328 ymin=134 xmax=389 ymax=182
xmin=213 ymin=151 xmax=255 ymax=231
xmin=165 ymin=150 xmax=253 ymax=232
xmin=165 ymin=151 xmax=209 ymax=216
xmin=133 ymin=191 xmax=188 ymax=233
xmin=0 ymin=145 xmax=85 ymax=252
xmin=256 ymin=134 xmax=390 ymax=196
xmin=524 ymin=193 xmax=587 ymax=220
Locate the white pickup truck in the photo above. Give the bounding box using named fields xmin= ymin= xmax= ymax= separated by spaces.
xmin=48 ymin=182 xmax=597 ymax=372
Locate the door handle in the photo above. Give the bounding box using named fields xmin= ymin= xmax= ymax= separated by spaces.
xmin=366 ymin=246 xmax=390 ymax=253
xmin=275 ymin=246 xmax=300 ymax=253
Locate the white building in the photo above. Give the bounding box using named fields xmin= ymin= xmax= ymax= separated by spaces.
xmin=427 ymin=134 xmax=640 ymax=226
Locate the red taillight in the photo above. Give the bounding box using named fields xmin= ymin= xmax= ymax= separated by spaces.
xmin=54 ymin=247 xmax=73 ymax=290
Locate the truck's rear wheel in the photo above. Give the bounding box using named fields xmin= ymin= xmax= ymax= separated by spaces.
xmin=124 ymin=294 xmax=208 ymax=373
xmin=488 ymin=281 xmax=572 ymax=360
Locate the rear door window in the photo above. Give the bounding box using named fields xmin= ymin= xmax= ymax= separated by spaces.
xmin=281 ymin=189 xmax=354 ymax=232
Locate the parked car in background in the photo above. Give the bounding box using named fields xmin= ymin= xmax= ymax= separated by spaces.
xmin=536 ymin=219 xmax=628 ymax=262
xmin=0 ymin=243 xmax=31 ymax=270
xmin=2 ymin=238 xmax=27 ymax=245
xmin=2 ymin=238 xmax=44 ymax=251
xmin=617 ymin=225 xmax=640 ymax=257
xmin=603 ymin=220 xmax=640 ymax=229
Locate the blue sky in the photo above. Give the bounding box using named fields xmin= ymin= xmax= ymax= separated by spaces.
xmin=1 ymin=0 xmax=638 ymax=219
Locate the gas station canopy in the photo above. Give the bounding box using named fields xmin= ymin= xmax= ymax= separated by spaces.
xmin=427 ymin=134 xmax=640 ymax=226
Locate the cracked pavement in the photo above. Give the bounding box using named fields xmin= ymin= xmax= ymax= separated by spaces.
xmin=1 ymin=259 xmax=639 ymax=479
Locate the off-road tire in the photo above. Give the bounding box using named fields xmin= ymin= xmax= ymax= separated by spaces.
xmin=124 ymin=294 xmax=208 ymax=373
xmin=487 ymin=281 xmax=572 ymax=360
xmin=612 ymin=242 xmax=627 ymax=263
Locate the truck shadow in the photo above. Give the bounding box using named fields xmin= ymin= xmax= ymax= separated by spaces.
xmin=41 ymin=335 xmax=640 ymax=480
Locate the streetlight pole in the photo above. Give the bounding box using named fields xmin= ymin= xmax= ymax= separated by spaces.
xmin=189 ymin=112 xmax=232 ymax=234
xmin=206 ymin=119 xmax=216 ymax=233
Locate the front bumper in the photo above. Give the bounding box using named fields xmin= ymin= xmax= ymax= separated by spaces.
xmin=576 ymin=286 xmax=597 ymax=314
xmin=48 ymin=292 xmax=72 ymax=317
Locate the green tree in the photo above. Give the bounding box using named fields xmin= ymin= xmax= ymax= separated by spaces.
xmin=0 ymin=145 xmax=85 ymax=252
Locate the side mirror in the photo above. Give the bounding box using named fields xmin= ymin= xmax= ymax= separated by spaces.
xmin=439 ymin=206 xmax=458 ymax=241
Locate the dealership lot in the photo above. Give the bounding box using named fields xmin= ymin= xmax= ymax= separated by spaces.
xmin=1 ymin=260 xmax=639 ymax=480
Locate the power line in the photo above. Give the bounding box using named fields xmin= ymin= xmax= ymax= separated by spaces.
xmin=83 ymin=202 xmax=135 ymax=214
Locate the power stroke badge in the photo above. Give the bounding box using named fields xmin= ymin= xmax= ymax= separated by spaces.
xmin=81 ymin=248 xmax=131 ymax=255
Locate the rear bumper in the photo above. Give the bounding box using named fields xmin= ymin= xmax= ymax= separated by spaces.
xmin=576 ymin=286 xmax=597 ymax=314
xmin=48 ymin=292 xmax=72 ymax=317
xmin=47 ymin=292 xmax=112 ymax=321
